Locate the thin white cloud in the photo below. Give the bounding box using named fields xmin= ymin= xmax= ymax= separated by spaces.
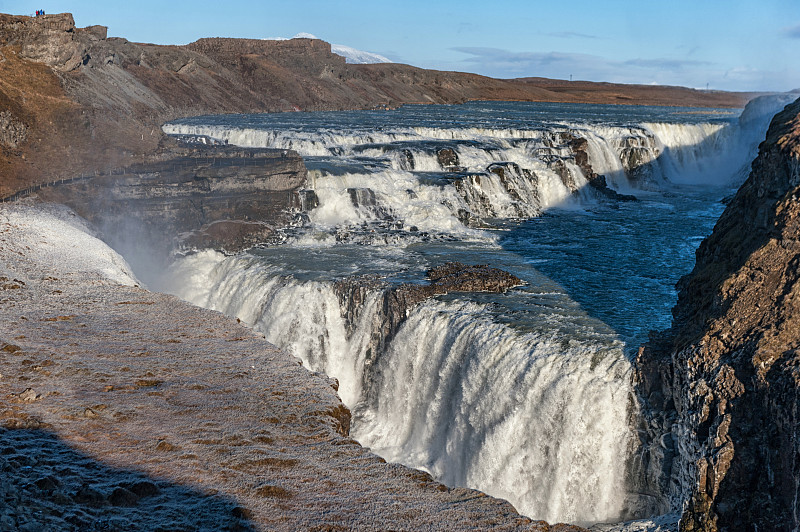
xmin=624 ymin=58 xmax=714 ymax=71
xmin=449 ymin=47 xmax=800 ymax=91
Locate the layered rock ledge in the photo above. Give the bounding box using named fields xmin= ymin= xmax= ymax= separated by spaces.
xmin=634 ymin=97 xmax=800 ymax=530
xmin=36 ymin=140 xmax=308 ymax=257
xmin=334 ymin=262 xmax=524 ymax=365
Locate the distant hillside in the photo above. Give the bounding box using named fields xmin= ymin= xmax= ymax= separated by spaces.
xmin=0 ymin=12 xmax=759 ymax=196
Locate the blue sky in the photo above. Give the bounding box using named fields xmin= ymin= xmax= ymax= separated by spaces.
xmin=3 ymin=0 xmax=799 ymax=91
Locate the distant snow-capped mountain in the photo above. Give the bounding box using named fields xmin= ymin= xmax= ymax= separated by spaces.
xmin=264 ymin=33 xmax=391 ymax=64
xmin=330 ymin=44 xmax=391 ymax=64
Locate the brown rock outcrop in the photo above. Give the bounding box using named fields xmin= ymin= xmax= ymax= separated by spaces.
xmin=335 ymin=262 xmax=523 ymax=370
xmin=634 ymin=97 xmax=800 ymax=530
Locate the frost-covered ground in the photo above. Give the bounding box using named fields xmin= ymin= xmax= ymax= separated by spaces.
xmin=589 ymin=514 xmax=680 ymax=532
xmin=0 ymin=202 xmax=545 ymax=531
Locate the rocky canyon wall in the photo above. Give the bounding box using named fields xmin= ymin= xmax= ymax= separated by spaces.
xmin=634 ymin=97 xmax=800 ymax=530
xmin=36 ymin=140 xmax=308 ymax=257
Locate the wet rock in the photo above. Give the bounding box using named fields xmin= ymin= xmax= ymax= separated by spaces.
xmin=568 ymin=136 xmax=637 ymax=201
xmin=402 ymin=148 xmax=416 ymax=170
xmin=335 ymin=262 xmax=523 ymax=377
xmin=426 ymin=262 xmax=522 ymax=293
xmin=179 ymin=220 xmax=278 ymax=254
xmin=437 ymin=148 xmax=464 ymax=171
xmin=296 ymin=189 xmax=319 ymax=211
xmin=347 ymin=187 xmax=378 ymax=208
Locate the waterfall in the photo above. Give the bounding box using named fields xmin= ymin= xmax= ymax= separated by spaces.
xmin=164 ymin=112 xmax=758 ymax=237
xmin=155 ymin=101 xmax=787 ymax=526
xmin=160 ymin=250 xmax=633 ymax=525
xmin=354 ymin=299 xmax=631 ymax=525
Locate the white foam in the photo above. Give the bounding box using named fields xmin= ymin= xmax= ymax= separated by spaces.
xmin=355 ymin=299 xmax=631 ymax=525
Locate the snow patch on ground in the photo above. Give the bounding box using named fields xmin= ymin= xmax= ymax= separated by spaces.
xmin=590 ymin=513 xmax=680 ymax=532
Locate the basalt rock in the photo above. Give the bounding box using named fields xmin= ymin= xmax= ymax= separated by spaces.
xmin=568 ymin=136 xmax=637 ymax=201
xmin=633 ymin=97 xmax=800 ymax=530
xmin=437 ymin=148 xmax=464 ymax=171
xmin=334 ymin=262 xmax=523 ymax=367
xmin=37 ymin=142 xmax=307 ymax=256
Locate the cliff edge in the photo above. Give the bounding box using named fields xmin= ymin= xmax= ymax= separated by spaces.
xmin=635 ymin=97 xmax=800 ymax=530
xmin=0 ymin=203 xmax=576 ymax=531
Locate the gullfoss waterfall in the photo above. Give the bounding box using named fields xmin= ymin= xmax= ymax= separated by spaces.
xmin=158 ymin=101 xmax=781 ymax=524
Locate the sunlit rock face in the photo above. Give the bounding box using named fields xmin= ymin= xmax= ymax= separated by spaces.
xmin=634 ymin=98 xmax=800 ymax=531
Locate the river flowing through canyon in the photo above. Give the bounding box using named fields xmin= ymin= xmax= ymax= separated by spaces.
xmin=154 ymin=100 xmax=782 ymax=525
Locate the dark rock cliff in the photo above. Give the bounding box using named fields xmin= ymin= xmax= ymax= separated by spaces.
xmin=36 ymin=141 xmax=308 ymax=256
xmin=634 ymin=97 xmax=800 ymax=530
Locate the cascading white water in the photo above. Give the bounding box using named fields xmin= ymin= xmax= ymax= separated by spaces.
xmin=354 ymin=299 xmax=631 ymax=525
xmin=160 ymin=251 xmax=380 ymax=406
xmin=153 ymin=100 xmax=800 ymax=528
xmin=307 ymin=168 xmax=479 ymax=235
xmin=164 ymin=116 xmax=753 ymax=233
xmin=160 ymin=249 xmax=633 ymax=525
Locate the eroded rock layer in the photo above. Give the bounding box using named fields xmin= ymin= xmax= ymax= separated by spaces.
xmin=634 ymin=98 xmax=800 ymax=530
xmin=36 ymin=141 xmax=308 ymax=255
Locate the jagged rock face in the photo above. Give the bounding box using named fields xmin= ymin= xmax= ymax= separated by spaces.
xmin=37 ymin=143 xmax=307 ymax=255
xmin=617 ymin=133 xmax=660 ymax=180
xmin=0 ymin=13 xmax=86 ymax=71
xmin=567 ymin=136 xmax=638 ymax=201
xmin=634 ymin=98 xmax=800 ymax=531
xmin=334 ymin=262 xmax=523 ymax=369
xmin=0 ymin=110 xmax=27 ymax=148
xmin=436 ymin=148 xmax=463 ymax=171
